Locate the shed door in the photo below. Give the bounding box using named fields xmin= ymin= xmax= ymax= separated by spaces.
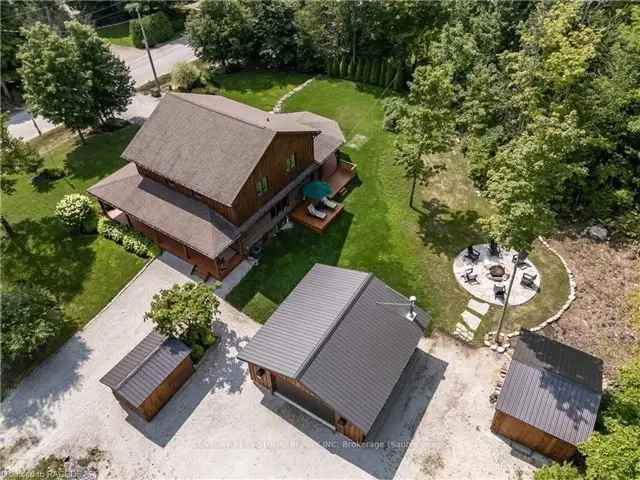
xmin=274 ymin=376 xmax=334 ymax=425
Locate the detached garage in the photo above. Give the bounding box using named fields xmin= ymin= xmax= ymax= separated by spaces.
xmin=492 ymin=330 xmax=603 ymax=461
xmin=238 ymin=264 xmax=430 ymax=443
xmin=100 ymin=330 xmax=193 ymax=421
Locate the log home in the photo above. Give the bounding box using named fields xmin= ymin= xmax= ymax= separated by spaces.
xmin=88 ymin=93 xmax=351 ymax=280
xmin=238 ymin=264 xmax=430 ymax=443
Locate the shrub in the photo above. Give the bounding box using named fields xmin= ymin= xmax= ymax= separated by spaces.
xmin=347 ymin=58 xmax=356 ymax=79
xmin=384 ymin=61 xmax=395 ymax=87
xmin=382 ymin=97 xmax=407 ymax=132
xmin=55 ymin=194 xmax=95 ymax=232
xmin=379 ymin=61 xmax=388 ymax=87
xmin=170 ymin=62 xmax=204 ymax=92
xmin=339 ymin=57 xmax=347 ymax=78
xmin=97 ymin=217 xmax=160 ymax=258
xmin=39 ymin=167 xmax=66 ymax=180
xmin=130 ymin=12 xmax=174 ymax=49
xmin=369 ymin=59 xmax=380 ymax=85
xmin=144 ymin=282 xmax=220 ymax=348
xmin=190 ymin=344 xmax=205 ymax=363
xmin=355 ymin=57 xmax=364 ymax=82
xmin=362 ymin=58 xmax=371 ymax=84
xmin=580 ymin=423 xmax=640 ymax=480
xmin=1 ymin=284 xmax=64 ymax=370
xmin=534 ymin=463 xmax=581 ymax=480
xmin=393 ymin=63 xmax=406 ymax=91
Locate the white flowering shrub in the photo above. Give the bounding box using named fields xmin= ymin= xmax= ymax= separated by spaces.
xmin=55 ymin=194 xmax=94 ymax=232
xmin=97 ymin=218 xmax=160 ymax=258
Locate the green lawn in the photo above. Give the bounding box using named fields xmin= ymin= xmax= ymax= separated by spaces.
xmin=213 ymin=70 xmax=312 ymax=111
xmin=96 ymin=22 xmax=134 ymax=48
xmin=226 ymin=76 xmax=569 ymax=340
xmin=1 ymin=126 xmax=146 ymax=389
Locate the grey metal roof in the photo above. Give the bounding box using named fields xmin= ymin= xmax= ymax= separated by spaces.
xmin=88 ymin=163 xmax=240 ymax=259
xmin=300 ymin=277 xmax=426 ymax=433
xmin=100 ymin=331 xmax=192 ymax=408
xmin=238 ymin=264 xmax=429 ymax=434
xmin=121 ymin=94 xmax=336 ymax=207
xmin=237 ymin=264 xmax=370 ymax=378
xmin=496 ymin=330 xmax=603 ymax=446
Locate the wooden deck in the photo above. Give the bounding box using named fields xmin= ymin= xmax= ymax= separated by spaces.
xmin=289 ymin=200 xmax=344 ymax=234
xmin=323 ymin=161 xmax=357 ymax=198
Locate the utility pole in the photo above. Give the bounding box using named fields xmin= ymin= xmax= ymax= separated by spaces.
xmin=495 ymin=252 xmax=520 ymax=345
xmin=134 ymin=5 xmax=161 ymax=96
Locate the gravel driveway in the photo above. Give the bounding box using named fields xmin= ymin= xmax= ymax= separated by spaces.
xmin=1 ymin=257 xmax=534 ymax=479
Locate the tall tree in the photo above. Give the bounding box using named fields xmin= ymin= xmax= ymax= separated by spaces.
xmin=0 ymin=113 xmax=43 ymax=237
xmin=394 ymin=64 xmax=456 ymax=207
xmin=18 ymin=21 xmax=134 ymax=142
xmin=185 ymin=0 xmax=250 ymax=69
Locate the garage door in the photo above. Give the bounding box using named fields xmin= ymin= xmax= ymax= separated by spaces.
xmin=274 ymin=376 xmax=334 ymax=425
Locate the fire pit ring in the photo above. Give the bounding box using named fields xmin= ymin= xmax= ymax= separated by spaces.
xmin=486 ymin=263 xmax=509 ymax=282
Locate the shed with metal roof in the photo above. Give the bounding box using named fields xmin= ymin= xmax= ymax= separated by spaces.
xmin=237 ymin=264 xmax=429 ymax=443
xmin=100 ymin=330 xmax=193 ymax=421
xmin=491 ymin=329 xmax=603 ymax=461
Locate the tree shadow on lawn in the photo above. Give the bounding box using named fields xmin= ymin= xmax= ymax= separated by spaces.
xmin=261 ymin=349 xmax=448 ymax=479
xmin=417 ymin=198 xmax=486 ymax=260
xmin=126 ymin=321 xmax=251 ymax=448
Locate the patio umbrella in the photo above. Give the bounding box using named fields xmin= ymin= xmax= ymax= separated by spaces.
xmin=303 ymin=181 xmax=332 ymax=200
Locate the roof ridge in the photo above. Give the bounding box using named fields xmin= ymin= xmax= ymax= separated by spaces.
xmin=115 ymin=332 xmax=166 ymax=390
xmin=169 ymin=93 xmax=270 ymax=131
xmin=295 ymin=269 xmax=374 ymax=380
xmin=88 ymin=164 xmax=139 ymax=192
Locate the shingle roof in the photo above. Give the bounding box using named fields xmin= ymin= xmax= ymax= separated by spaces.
xmin=100 ymin=331 xmax=192 ymax=407
xmin=121 ymin=94 xmax=337 ymax=207
xmin=238 ymin=264 xmax=429 ymax=434
xmin=88 ymin=163 xmax=240 ymax=259
xmin=496 ymin=330 xmax=603 ymax=446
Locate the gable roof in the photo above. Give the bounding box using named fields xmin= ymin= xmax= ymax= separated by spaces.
xmin=238 ymin=264 xmax=429 ymax=434
xmin=88 ymin=163 xmax=240 ymax=260
xmin=278 ymin=112 xmax=346 ymax=163
xmin=121 ymin=93 xmax=328 ymax=207
xmin=100 ymin=330 xmax=192 ymax=408
xmin=496 ymin=330 xmax=603 ymax=446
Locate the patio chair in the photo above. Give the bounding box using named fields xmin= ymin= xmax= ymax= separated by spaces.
xmin=494 ymin=284 xmax=506 ymax=299
xmin=521 ymin=272 xmax=538 ymax=289
xmin=307 ymin=203 xmax=327 ymax=220
xmin=321 ymin=197 xmax=338 ymax=210
xmin=489 ymin=239 xmax=501 ymax=257
xmin=462 ymin=267 xmax=479 ymax=284
xmin=465 ymin=245 xmax=481 ymax=263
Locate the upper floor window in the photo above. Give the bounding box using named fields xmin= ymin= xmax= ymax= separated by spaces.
xmin=286 ymin=152 xmax=297 ymax=172
xmin=256 ymin=176 xmax=268 ymax=196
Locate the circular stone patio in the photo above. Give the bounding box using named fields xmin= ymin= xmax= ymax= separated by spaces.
xmin=453 ymin=244 xmax=541 ymax=306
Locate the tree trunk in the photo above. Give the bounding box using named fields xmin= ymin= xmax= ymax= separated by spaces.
xmin=1 ymin=215 xmax=14 ymax=238
xmin=77 ymin=128 xmax=85 ymax=144
xmin=409 ymin=175 xmax=417 ymax=208
xmin=495 ymin=251 xmax=522 ymax=344
xmin=0 ymin=80 xmax=11 ymax=102
xmin=31 ymin=114 xmax=42 ymax=136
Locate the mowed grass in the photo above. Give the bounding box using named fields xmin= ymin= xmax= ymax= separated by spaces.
xmin=96 ymin=22 xmax=134 ymax=48
xmin=213 ymin=70 xmax=312 ymax=111
xmin=227 ymin=76 xmax=569 ymax=340
xmin=1 ymin=126 xmax=146 ymax=388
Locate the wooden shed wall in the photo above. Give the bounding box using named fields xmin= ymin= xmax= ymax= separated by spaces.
xmin=138 ymin=356 xmax=194 ymax=421
xmin=491 ymin=410 xmax=577 ymax=462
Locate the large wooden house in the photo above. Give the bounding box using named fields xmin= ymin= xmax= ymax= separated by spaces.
xmin=88 ymin=93 xmax=350 ymax=280
xmin=238 ymin=264 xmax=430 ymax=443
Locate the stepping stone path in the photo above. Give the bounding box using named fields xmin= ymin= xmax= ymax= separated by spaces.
xmin=453 ymin=299 xmax=490 ymax=344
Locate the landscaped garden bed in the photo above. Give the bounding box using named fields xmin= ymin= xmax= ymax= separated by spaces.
xmin=224 ymin=74 xmax=570 ymax=342
xmin=1 ymin=125 xmax=147 ymax=391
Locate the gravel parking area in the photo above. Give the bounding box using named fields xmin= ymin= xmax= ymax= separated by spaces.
xmin=1 ymin=257 xmax=535 ymax=479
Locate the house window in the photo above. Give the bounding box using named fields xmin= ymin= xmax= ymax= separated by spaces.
xmin=286 ymin=152 xmax=297 ymax=172
xmin=256 ymin=176 xmax=268 ymax=196
xmin=166 ymin=179 xmax=176 ymax=189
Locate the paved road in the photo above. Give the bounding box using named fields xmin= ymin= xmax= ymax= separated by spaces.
xmin=7 ymin=38 xmax=195 ymax=141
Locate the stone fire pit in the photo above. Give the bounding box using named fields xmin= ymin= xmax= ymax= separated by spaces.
xmin=453 ymin=243 xmax=541 ymax=306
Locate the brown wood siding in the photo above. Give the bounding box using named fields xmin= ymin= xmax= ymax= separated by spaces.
xmin=231 ymin=133 xmax=315 ymax=224
xmin=138 ymin=357 xmax=194 ymax=421
xmin=248 ymin=363 xmax=273 ymax=392
xmin=335 ymin=412 xmax=365 ymax=444
xmin=491 ymin=410 xmax=577 ymax=462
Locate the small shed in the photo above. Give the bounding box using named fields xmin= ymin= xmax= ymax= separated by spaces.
xmin=100 ymin=330 xmax=193 ymax=421
xmin=492 ymin=330 xmax=603 ymax=461
xmin=238 ymin=264 xmax=430 ymax=443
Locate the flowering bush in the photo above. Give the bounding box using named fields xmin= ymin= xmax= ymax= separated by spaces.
xmin=171 ymin=62 xmax=205 ymax=92
xmin=97 ymin=217 xmax=160 ymax=258
xmin=55 ymin=194 xmax=94 ymax=232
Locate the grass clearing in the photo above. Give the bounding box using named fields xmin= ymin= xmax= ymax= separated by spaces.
xmin=96 ymin=21 xmax=133 ymax=48
xmin=1 ymin=126 xmax=146 ymax=390
xmin=227 ymin=76 xmax=569 ymax=340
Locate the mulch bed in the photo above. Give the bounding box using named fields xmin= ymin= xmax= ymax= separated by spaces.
xmin=543 ymin=230 xmax=639 ymax=380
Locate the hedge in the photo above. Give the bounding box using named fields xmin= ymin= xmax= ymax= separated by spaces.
xmin=326 ymin=55 xmax=406 ymax=91
xmin=97 ymin=217 xmax=160 ymax=258
xmin=130 ymin=11 xmax=174 ymax=49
